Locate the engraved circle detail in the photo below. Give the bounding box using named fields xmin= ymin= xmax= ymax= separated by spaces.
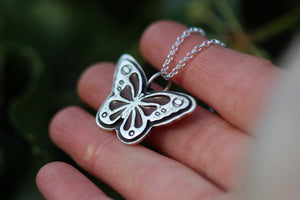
xmin=121 ymin=65 xmax=132 ymax=75
xmin=172 ymin=97 xmax=184 ymax=107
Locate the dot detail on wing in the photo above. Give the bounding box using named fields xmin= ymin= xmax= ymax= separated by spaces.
xmin=102 ymin=112 xmax=107 ymax=118
xmin=129 ymin=130 xmax=135 ymax=136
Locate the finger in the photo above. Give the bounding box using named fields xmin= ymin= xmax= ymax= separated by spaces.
xmin=36 ymin=162 xmax=111 ymax=200
xmin=77 ymin=62 xmax=115 ymax=110
xmin=49 ymin=106 xmax=224 ymax=200
xmin=77 ymin=63 xmax=251 ymax=189
xmin=140 ymin=20 xmax=283 ymax=131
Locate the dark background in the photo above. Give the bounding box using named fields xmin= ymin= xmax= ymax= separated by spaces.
xmin=0 ymin=0 xmax=299 ymax=199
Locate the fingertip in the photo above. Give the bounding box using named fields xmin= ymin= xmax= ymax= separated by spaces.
xmin=36 ymin=162 xmax=50 ymax=187
xmin=49 ymin=106 xmax=86 ymax=145
xmin=139 ymin=20 xmax=189 ymax=68
xmin=36 ymin=161 xmax=65 ymax=181
xmin=140 ymin=20 xmax=185 ymax=49
xmin=36 ymin=162 xmax=68 ymax=194
xmin=77 ymin=62 xmax=115 ymax=109
xmin=77 ymin=62 xmax=114 ymax=96
xmin=36 ymin=162 xmax=110 ymax=200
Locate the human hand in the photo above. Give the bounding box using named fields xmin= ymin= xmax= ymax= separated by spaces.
xmin=36 ymin=20 xmax=283 ymax=200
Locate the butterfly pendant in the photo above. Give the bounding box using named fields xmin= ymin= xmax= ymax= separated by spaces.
xmin=96 ymin=54 xmax=196 ymax=144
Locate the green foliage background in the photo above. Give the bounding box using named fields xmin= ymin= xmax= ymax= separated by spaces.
xmin=0 ymin=0 xmax=299 ymax=199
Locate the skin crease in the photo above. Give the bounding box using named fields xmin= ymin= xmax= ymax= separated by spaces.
xmin=36 ymin=20 xmax=283 ymax=200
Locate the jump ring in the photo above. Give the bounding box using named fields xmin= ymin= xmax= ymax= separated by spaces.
xmin=147 ymin=71 xmax=172 ymax=91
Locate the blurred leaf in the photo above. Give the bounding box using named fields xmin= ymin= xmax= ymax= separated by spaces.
xmin=214 ymin=0 xmax=243 ymax=33
xmin=0 ymin=41 xmax=44 ymax=199
xmin=2 ymin=41 xmax=47 ymax=153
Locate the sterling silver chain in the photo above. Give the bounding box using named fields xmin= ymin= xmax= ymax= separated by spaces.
xmin=161 ymin=27 xmax=226 ymax=80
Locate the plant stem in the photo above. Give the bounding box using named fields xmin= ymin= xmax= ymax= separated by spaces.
xmin=214 ymin=0 xmax=244 ymax=33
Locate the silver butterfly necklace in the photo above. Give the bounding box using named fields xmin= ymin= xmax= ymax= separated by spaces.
xmin=96 ymin=27 xmax=225 ymax=144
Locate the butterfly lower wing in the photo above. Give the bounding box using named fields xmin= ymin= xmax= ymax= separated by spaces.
xmin=117 ymin=106 xmax=150 ymax=144
xmin=96 ymin=95 xmax=129 ymax=129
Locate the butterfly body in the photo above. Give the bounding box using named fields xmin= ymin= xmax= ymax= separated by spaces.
xmin=96 ymin=54 xmax=196 ymax=144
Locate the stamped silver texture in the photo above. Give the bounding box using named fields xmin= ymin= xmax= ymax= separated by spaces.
xmin=96 ymin=54 xmax=196 ymax=144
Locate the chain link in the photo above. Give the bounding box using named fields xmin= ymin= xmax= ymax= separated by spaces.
xmin=161 ymin=27 xmax=226 ymax=80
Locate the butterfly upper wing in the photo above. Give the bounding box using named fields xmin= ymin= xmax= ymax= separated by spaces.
xmin=111 ymin=54 xmax=146 ymax=100
xmin=96 ymin=54 xmax=149 ymax=142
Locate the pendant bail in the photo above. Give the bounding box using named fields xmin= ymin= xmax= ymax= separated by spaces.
xmin=147 ymin=71 xmax=172 ymax=91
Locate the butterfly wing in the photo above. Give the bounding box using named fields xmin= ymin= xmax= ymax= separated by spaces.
xmin=140 ymin=91 xmax=196 ymax=126
xmin=96 ymin=54 xmax=149 ymax=143
xmin=116 ymin=105 xmax=150 ymax=144
xmin=110 ymin=54 xmax=146 ymax=99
